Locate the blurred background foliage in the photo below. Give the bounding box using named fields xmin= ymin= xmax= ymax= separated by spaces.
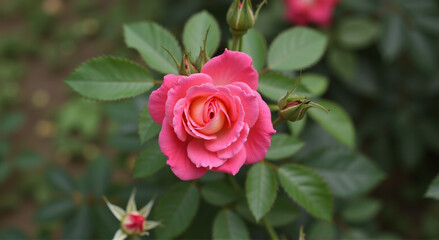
xmin=0 ymin=0 xmax=438 ymax=239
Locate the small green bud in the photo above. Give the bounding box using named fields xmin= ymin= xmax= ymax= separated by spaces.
xmin=278 ymin=93 xmax=328 ymax=122
xmin=179 ymin=52 xmax=198 ymax=76
xmin=227 ymin=0 xmax=255 ymax=37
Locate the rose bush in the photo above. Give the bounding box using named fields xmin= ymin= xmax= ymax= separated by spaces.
xmin=148 ymin=49 xmax=275 ymax=180
xmin=284 ymin=0 xmax=338 ymax=27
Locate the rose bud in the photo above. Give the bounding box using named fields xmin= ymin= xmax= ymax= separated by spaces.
xmin=179 ymin=52 xmax=198 ymax=76
xmin=284 ymin=0 xmax=339 ymax=27
xmin=227 ymin=0 xmax=267 ymax=37
xmin=121 ymin=212 xmax=146 ymax=235
xmin=278 ymin=93 xmax=328 ymax=122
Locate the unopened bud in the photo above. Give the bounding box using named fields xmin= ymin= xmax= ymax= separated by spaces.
xmin=179 ymin=52 xmax=198 ymax=76
xmin=122 ymin=212 xmax=146 ymax=235
xmin=227 ymin=0 xmax=255 ymax=37
xmin=278 ymin=94 xmax=328 ymax=122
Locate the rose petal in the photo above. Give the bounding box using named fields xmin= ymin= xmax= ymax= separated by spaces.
xmin=227 ymin=84 xmax=259 ymax=128
xmin=187 ymin=139 xmax=227 ymax=169
xmin=173 ymin=98 xmax=188 ymax=141
xmin=217 ymin=123 xmax=249 ymax=159
xmin=148 ymin=74 xmax=180 ymax=125
xmin=166 ymin=73 xmax=213 ymax=126
xmin=201 ymin=49 xmax=258 ymax=90
xmin=244 ymin=93 xmax=276 ymax=164
xmin=212 ymin=148 xmax=247 ymax=175
xmin=159 ymin=120 xmax=207 ymax=180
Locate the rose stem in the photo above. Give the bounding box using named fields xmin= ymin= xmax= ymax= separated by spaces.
xmin=272 ymin=116 xmax=283 ymax=127
xmin=262 ymin=216 xmax=280 ymax=240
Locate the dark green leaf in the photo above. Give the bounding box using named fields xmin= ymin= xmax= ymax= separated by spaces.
xmin=308 ymin=99 xmax=356 ymax=149
xmin=242 ymin=28 xmax=267 ymax=72
xmin=407 ymin=29 xmax=437 ymax=73
xmin=413 ymin=15 xmax=439 ymax=35
xmin=341 ymin=198 xmax=382 ymax=223
xmin=138 ymin=101 xmax=161 ymax=144
xmin=0 ymin=228 xmax=29 ymax=240
xmin=154 ymin=183 xmax=199 ymax=239
xmin=63 ymin=205 xmax=92 ymax=240
xmin=336 ymin=17 xmax=380 ymax=50
xmin=264 ymin=197 xmax=299 ymax=227
xmin=0 ymin=161 xmax=11 ymax=183
xmin=246 ymin=162 xmax=277 ymax=221
xmin=124 ymin=22 xmax=181 ymax=74
xmin=287 ymin=115 xmax=307 ymax=138
xmin=212 ymin=209 xmax=249 ymax=240
xmin=182 ymin=10 xmax=220 ymax=60
xmin=0 ymin=111 xmax=24 ymax=135
xmin=379 ymin=13 xmax=405 ymax=62
xmin=327 ymin=47 xmax=357 ymax=82
xmin=47 ymin=168 xmax=75 ymax=194
xmin=425 ymin=175 xmax=439 ymax=200
xmin=201 ymin=182 xmax=238 ymax=206
xmin=268 ymin=27 xmax=328 ymax=71
xmin=35 ymin=198 xmax=75 ymax=223
xmin=65 ymin=57 xmax=154 ymax=101
xmin=278 ymin=164 xmax=332 ymax=221
xmin=15 ymin=151 xmax=44 ymax=170
xmin=87 ymin=157 xmax=111 ymax=197
xmin=303 ymin=147 xmax=385 ymax=198
xmin=133 ymin=141 xmax=166 ymax=178
xmin=266 ymin=133 xmax=304 ymax=160
xmin=307 ymin=221 xmax=337 ymax=239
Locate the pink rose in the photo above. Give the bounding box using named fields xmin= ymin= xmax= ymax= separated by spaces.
xmin=148 ymin=49 xmax=276 ymax=180
xmin=284 ymin=0 xmax=339 ymax=27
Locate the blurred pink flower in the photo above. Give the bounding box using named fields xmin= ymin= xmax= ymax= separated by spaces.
xmin=284 ymin=0 xmax=339 ymax=27
xmin=149 ymin=49 xmax=275 ymax=180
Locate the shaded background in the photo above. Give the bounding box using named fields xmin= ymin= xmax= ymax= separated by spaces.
xmin=1 ymin=0 xmax=439 ymax=239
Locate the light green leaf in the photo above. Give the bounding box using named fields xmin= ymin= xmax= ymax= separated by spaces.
xmin=407 ymin=29 xmax=437 ymax=73
xmin=303 ymin=147 xmax=385 ymax=198
xmin=63 ymin=205 xmax=92 ymax=239
xmin=278 ymin=164 xmax=332 ymax=221
xmin=126 ymin=189 xmax=137 ymax=212
xmin=47 ymin=169 xmax=75 ymax=194
xmin=336 ymin=17 xmax=380 ymax=49
xmin=326 ymin=47 xmax=357 ymax=83
xmin=287 ymin=115 xmax=307 ymax=138
xmin=35 ymin=198 xmax=75 ymax=223
xmin=379 ymin=13 xmax=405 ymax=62
xmin=154 ymin=183 xmax=199 ymax=239
xmin=138 ymin=101 xmax=161 ymax=144
xmin=65 ymin=57 xmax=154 ymax=101
xmin=258 ymin=72 xmax=310 ymax=102
xmin=267 ymin=27 xmax=328 ymax=71
xmin=87 ymin=157 xmax=111 ymax=197
xmin=341 ymin=198 xmax=382 ymax=223
xmin=213 ymin=209 xmax=249 ymax=240
xmin=301 ymin=73 xmax=329 ymax=97
xmin=246 ymin=162 xmax=277 ymax=221
xmin=201 ymin=182 xmax=238 ymax=206
xmin=266 ymin=133 xmax=304 ymax=160
xmin=308 ymin=99 xmax=356 ymax=149
xmin=182 ymin=10 xmax=220 ymax=60
xmin=242 ymin=28 xmax=267 ymax=72
xmin=425 ymin=175 xmax=439 ymax=200
xmin=124 ymin=22 xmax=181 ymax=74
xmin=133 ymin=141 xmax=166 ymax=178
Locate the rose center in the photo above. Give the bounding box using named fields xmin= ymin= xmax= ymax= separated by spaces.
xmin=189 ymin=97 xmax=227 ymax=135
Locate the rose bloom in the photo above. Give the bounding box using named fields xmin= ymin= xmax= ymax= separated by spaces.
xmin=284 ymin=0 xmax=339 ymax=27
xmin=148 ymin=50 xmax=275 ymax=180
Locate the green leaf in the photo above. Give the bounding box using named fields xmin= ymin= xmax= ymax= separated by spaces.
xmin=65 ymin=57 xmax=154 ymax=101
xmin=258 ymin=72 xmax=310 ymax=102
xmin=341 ymin=198 xmax=382 ymax=223
xmin=407 ymin=29 xmax=437 ymax=73
xmin=212 ymin=209 xmax=249 ymax=240
xmin=246 ymin=162 xmax=277 ymax=221
xmin=154 ymin=183 xmax=199 ymax=239
xmin=300 ymin=73 xmax=329 ymax=97
xmin=326 ymin=47 xmax=357 ymax=82
xmin=0 ymin=161 xmax=11 ymax=183
xmin=242 ymin=28 xmax=267 ymax=72
xmin=87 ymin=157 xmax=111 ymax=197
xmin=307 ymin=221 xmax=337 ymax=239
xmin=267 ymin=27 xmax=328 ymax=71
xmin=47 ymin=169 xmax=75 ymax=194
xmin=308 ymin=99 xmax=356 ymax=149
xmin=124 ymin=21 xmax=182 ymax=74
xmin=0 ymin=111 xmax=24 ymax=135
xmin=303 ymin=147 xmax=385 ymax=198
xmin=264 ymin=198 xmax=299 ymax=227
xmin=133 ymin=141 xmax=166 ymax=178
xmin=277 ymin=164 xmax=332 ymax=221
xmin=63 ymin=205 xmax=92 ymax=240
xmin=35 ymin=198 xmax=75 ymax=223
xmin=379 ymin=13 xmax=405 ymax=62
xmin=138 ymin=101 xmax=161 ymax=144
xmin=15 ymin=151 xmax=44 ymax=170
xmin=266 ymin=133 xmax=304 ymax=160
xmin=182 ymin=10 xmax=220 ymax=60
xmin=336 ymin=17 xmax=380 ymax=50
xmin=287 ymin=115 xmax=307 ymax=138
xmin=0 ymin=228 xmax=28 ymax=240
xmin=425 ymin=175 xmax=439 ymax=200
xmin=413 ymin=15 xmax=439 ymax=35
xmin=201 ymin=182 xmax=238 ymax=206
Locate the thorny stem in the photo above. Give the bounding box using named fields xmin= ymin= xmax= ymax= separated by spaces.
xmin=263 ymin=216 xmax=280 ymax=240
